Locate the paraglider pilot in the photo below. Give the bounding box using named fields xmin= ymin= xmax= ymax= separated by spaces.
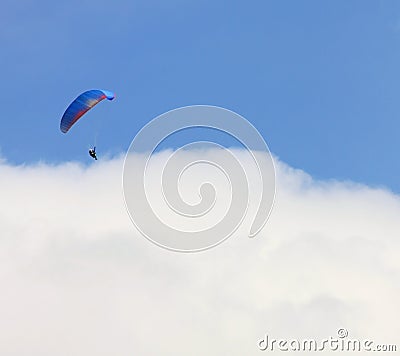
xmin=89 ymin=147 xmax=97 ymax=160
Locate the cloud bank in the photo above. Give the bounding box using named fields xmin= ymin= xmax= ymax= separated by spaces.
xmin=0 ymin=150 xmax=399 ymax=355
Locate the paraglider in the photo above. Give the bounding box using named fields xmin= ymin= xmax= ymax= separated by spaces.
xmin=60 ymin=89 xmax=115 ymax=160
xmin=89 ymin=147 xmax=97 ymax=160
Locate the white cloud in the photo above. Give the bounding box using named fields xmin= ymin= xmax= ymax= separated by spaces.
xmin=0 ymin=150 xmax=399 ymax=355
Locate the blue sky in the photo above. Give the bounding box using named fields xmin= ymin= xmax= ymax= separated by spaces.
xmin=1 ymin=3 xmax=400 ymax=352
xmin=1 ymin=0 xmax=399 ymax=192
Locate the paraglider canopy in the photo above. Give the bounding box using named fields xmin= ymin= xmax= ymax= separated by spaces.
xmin=60 ymin=89 xmax=115 ymax=133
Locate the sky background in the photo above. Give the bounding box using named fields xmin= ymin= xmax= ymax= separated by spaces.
xmin=1 ymin=0 xmax=400 ymax=191
xmin=1 ymin=1 xmax=400 ymax=355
